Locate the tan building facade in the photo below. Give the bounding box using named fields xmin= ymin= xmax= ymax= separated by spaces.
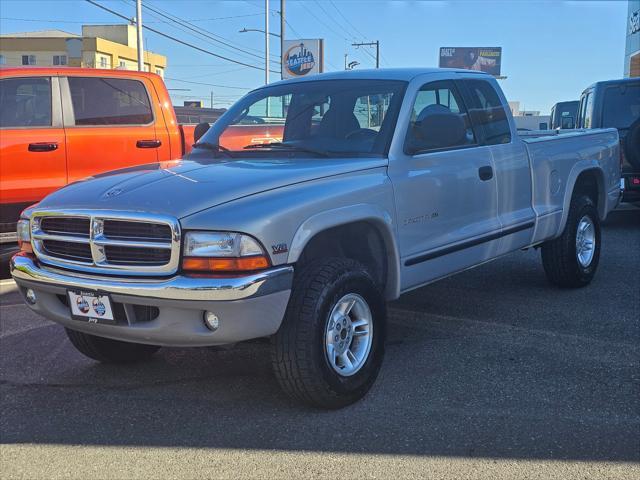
xmin=0 ymin=25 xmax=166 ymax=76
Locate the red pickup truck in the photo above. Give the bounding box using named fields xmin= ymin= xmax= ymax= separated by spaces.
xmin=0 ymin=67 xmax=200 ymax=257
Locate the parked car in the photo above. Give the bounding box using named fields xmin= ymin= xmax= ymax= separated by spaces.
xmin=0 ymin=67 xmax=199 ymax=260
xmin=550 ymin=100 xmax=579 ymax=129
xmin=577 ymin=78 xmax=640 ymax=204
xmin=11 ymin=68 xmax=621 ymax=409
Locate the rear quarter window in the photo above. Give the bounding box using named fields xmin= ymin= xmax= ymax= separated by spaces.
xmin=68 ymin=77 xmax=153 ymax=126
xmin=602 ymin=84 xmax=640 ymax=129
xmin=460 ymin=79 xmax=511 ymax=145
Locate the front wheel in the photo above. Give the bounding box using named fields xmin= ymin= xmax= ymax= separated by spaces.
xmin=271 ymin=258 xmax=386 ymax=409
xmin=541 ymin=194 xmax=601 ymax=288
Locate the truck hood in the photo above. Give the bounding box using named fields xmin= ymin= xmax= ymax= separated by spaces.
xmin=37 ymin=157 xmax=387 ymax=219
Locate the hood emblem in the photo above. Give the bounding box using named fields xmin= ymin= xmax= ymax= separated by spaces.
xmin=103 ymin=188 xmax=123 ymax=198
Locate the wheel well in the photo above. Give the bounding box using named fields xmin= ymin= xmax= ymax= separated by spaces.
xmin=296 ymin=221 xmax=388 ymax=291
xmin=573 ymin=169 xmax=602 ymax=212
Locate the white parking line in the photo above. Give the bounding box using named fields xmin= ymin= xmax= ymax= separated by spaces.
xmin=0 ymin=278 xmax=18 ymax=296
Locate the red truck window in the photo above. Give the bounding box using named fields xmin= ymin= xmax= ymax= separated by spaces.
xmin=68 ymin=77 xmax=153 ymax=126
xmin=0 ymin=77 xmax=52 ymax=128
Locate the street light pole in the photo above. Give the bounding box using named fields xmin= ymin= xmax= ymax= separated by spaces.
xmin=136 ymin=0 xmax=144 ymax=71
xmin=280 ymin=0 xmax=285 ymax=79
xmin=265 ymin=0 xmax=269 ymax=85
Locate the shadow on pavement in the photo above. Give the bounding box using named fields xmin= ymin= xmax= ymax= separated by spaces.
xmin=1 ymin=209 xmax=638 ymax=462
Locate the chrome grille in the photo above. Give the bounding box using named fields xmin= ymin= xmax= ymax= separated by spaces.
xmin=42 ymin=239 xmax=93 ymax=262
xmin=41 ymin=217 xmax=90 ymax=237
xmin=31 ymin=210 xmax=181 ymax=276
xmin=104 ymin=245 xmax=171 ymax=265
xmin=103 ymin=220 xmax=172 ymax=242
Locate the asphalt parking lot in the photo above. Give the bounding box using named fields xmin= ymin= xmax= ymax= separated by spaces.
xmin=1 ymin=207 xmax=639 ymax=479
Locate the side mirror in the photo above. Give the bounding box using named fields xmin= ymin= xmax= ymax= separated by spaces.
xmin=409 ymin=112 xmax=466 ymax=153
xmin=193 ymin=122 xmax=210 ymax=143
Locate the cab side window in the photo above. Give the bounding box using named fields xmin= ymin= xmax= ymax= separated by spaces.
xmin=68 ymin=77 xmax=153 ymax=126
xmin=460 ymin=79 xmax=511 ymax=145
xmin=404 ymin=80 xmax=475 ymax=155
xmin=0 ymin=77 xmax=52 ymax=128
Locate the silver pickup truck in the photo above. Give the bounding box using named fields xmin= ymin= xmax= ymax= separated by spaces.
xmin=11 ymin=68 xmax=621 ymax=408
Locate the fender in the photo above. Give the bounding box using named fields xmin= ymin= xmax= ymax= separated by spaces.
xmin=287 ymin=203 xmax=401 ymax=300
xmin=556 ymin=161 xmax=606 ymax=237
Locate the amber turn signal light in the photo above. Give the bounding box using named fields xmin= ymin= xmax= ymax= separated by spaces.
xmin=182 ymin=255 xmax=270 ymax=273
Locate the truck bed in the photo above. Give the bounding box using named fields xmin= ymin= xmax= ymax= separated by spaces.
xmin=520 ymin=128 xmax=620 ymax=244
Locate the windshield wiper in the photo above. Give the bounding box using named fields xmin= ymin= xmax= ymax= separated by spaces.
xmin=243 ymin=142 xmax=330 ymax=157
xmin=192 ymin=142 xmax=235 ymax=158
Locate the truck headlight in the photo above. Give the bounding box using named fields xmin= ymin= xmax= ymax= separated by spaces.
xmin=182 ymin=231 xmax=270 ymax=273
xmin=17 ymin=218 xmax=33 ymax=253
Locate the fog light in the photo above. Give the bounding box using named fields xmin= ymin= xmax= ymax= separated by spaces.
xmin=203 ymin=311 xmax=219 ymax=331
xmin=25 ymin=288 xmax=37 ymax=305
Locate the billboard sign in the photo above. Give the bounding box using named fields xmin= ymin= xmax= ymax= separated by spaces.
xmin=183 ymin=100 xmax=203 ymax=108
xmin=439 ymin=47 xmax=502 ymax=76
xmin=282 ymin=39 xmax=324 ymax=79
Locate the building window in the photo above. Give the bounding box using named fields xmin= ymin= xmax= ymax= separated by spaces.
xmin=119 ymin=60 xmax=126 ymax=69
xmin=21 ymin=55 xmax=36 ymax=65
xmin=53 ymin=55 xmax=67 ymax=66
xmin=0 ymin=55 xmax=5 ymax=65
xmin=99 ymin=56 xmax=108 ymax=68
xmin=155 ymin=69 xmax=163 ymax=76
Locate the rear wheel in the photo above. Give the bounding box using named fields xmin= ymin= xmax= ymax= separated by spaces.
xmin=65 ymin=328 xmax=160 ymax=363
xmin=541 ymin=194 xmax=601 ymax=288
xmin=271 ymin=258 xmax=386 ymax=409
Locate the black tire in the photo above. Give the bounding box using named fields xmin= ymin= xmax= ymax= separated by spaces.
xmin=65 ymin=328 xmax=160 ymax=363
xmin=541 ymin=194 xmax=601 ymax=288
xmin=271 ymin=258 xmax=386 ymax=409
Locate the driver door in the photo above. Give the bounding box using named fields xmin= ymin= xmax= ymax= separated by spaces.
xmin=387 ymin=77 xmax=501 ymax=291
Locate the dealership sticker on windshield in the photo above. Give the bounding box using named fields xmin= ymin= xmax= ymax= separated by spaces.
xmin=68 ymin=291 xmax=115 ymax=323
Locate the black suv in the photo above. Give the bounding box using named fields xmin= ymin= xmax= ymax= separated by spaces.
xmin=577 ymin=78 xmax=640 ymax=204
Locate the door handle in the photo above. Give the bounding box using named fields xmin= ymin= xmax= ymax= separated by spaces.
xmin=136 ymin=139 xmax=162 ymax=149
xmin=28 ymin=142 xmax=58 ymax=152
xmin=478 ymin=165 xmax=494 ymax=181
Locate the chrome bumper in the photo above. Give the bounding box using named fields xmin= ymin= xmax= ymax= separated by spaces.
xmin=11 ymin=253 xmax=293 ymax=301
xmin=10 ymin=253 xmax=293 ymax=347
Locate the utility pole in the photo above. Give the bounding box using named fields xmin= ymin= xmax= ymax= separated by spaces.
xmin=136 ymin=0 xmax=144 ymax=71
xmin=352 ymin=41 xmax=380 ymax=69
xmin=344 ymin=53 xmax=348 ymax=70
xmin=264 ymin=0 xmax=270 ymax=85
xmin=210 ymin=91 xmax=214 ymax=109
xmin=280 ymin=0 xmax=285 ymax=79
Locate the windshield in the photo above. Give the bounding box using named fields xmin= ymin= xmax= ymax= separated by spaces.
xmin=197 ymin=79 xmax=407 ymax=157
xmin=602 ymin=84 xmax=640 ymax=130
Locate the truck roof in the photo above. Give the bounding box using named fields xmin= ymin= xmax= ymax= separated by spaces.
xmin=263 ymin=67 xmax=491 ymax=90
xmin=0 ymin=66 xmax=163 ymax=80
xmin=582 ymin=77 xmax=640 ymax=93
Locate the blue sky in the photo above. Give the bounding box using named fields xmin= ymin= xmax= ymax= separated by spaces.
xmin=0 ymin=0 xmax=629 ymax=113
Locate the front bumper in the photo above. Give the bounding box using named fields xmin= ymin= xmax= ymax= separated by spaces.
xmin=11 ymin=253 xmax=293 ymax=347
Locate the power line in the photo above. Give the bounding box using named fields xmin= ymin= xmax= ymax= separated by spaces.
xmin=313 ymin=0 xmax=356 ymax=42
xmin=328 ymin=1 xmax=368 ymax=41
xmin=84 ymin=0 xmax=279 ymax=73
xmin=135 ymin=0 xmax=280 ymax=65
xmin=298 ymin=2 xmax=349 ymax=42
xmin=163 ymin=77 xmax=253 ymax=90
xmin=0 ymin=13 xmax=264 ymax=24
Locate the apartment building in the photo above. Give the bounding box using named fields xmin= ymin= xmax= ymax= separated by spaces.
xmin=0 ymin=24 xmax=166 ymax=76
